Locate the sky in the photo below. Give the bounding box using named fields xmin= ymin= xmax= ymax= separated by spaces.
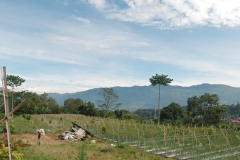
xmin=1 ymin=0 xmax=240 ymax=94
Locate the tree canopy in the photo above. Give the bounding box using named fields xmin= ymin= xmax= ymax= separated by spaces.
xmin=161 ymin=102 xmax=185 ymax=121
xmin=149 ymin=74 xmax=173 ymax=125
xmin=187 ymin=93 xmax=227 ymax=125
xmin=6 ymin=75 xmax=25 ymax=89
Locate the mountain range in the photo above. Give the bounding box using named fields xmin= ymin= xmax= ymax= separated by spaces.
xmin=48 ymin=83 xmax=240 ymax=111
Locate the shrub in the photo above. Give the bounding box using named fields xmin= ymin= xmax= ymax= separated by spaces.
xmin=101 ymin=126 xmax=107 ymax=134
xmin=117 ymin=143 xmax=129 ymax=149
xmin=0 ymin=123 xmax=15 ymax=134
xmin=22 ymin=114 xmax=31 ymax=120
xmin=207 ymin=126 xmax=216 ymax=135
xmin=0 ymin=113 xmax=5 ymax=119
xmin=75 ymin=143 xmax=88 ymax=160
xmin=0 ymin=143 xmax=24 ymax=160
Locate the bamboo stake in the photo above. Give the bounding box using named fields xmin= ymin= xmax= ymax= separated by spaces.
xmin=1 ymin=67 xmax=12 ymax=160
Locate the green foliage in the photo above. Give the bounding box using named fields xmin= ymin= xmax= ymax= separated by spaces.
xmin=116 ymin=143 xmax=129 ymax=149
xmin=0 ymin=143 xmax=24 ymax=160
xmin=75 ymin=143 xmax=88 ymax=160
xmin=63 ymin=98 xmax=98 ymax=116
xmin=0 ymin=113 xmax=5 ymax=119
xmin=79 ymin=101 xmax=97 ymax=116
xmin=187 ymin=93 xmax=227 ymax=125
xmin=64 ymin=98 xmax=83 ymax=114
xmin=6 ymin=75 xmax=25 ymax=88
xmin=226 ymin=102 xmax=240 ymax=117
xmin=161 ymin=102 xmax=185 ymax=121
xmin=149 ymin=74 xmax=173 ymax=86
xmin=101 ymin=126 xmax=107 ymax=134
xmin=149 ymin=74 xmax=173 ymax=125
xmin=0 ymin=123 xmax=15 ymax=134
xmin=90 ymin=117 xmax=95 ymax=123
xmin=207 ymin=126 xmax=216 ymax=135
xmin=22 ymin=114 xmax=31 ymax=120
xmin=12 ymin=91 xmax=61 ymax=115
xmin=114 ymin=109 xmax=134 ymax=120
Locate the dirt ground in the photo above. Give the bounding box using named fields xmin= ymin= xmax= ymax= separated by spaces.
xmin=10 ymin=133 xmax=62 ymax=146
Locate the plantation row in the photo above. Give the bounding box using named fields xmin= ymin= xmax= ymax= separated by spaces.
xmin=18 ymin=114 xmax=240 ymax=160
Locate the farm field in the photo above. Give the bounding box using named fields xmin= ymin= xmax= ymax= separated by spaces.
xmin=2 ymin=114 xmax=240 ymax=160
xmin=1 ymin=114 xmax=165 ymax=160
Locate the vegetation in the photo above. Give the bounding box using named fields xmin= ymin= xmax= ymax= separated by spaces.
xmin=186 ymin=93 xmax=227 ymax=125
xmin=227 ymin=102 xmax=240 ymax=118
xmin=160 ymin=102 xmax=185 ymax=122
xmin=97 ymin=88 xmax=121 ymax=118
xmin=0 ymin=143 xmax=24 ymax=160
xmin=1 ymin=74 xmax=240 ymax=159
xmin=149 ymin=74 xmax=173 ymax=125
xmin=6 ymin=74 xmax=25 ymax=114
xmin=2 ymin=114 xmax=240 ymax=160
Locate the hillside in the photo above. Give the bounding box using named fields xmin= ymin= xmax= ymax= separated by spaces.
xmin=48 ymin=83 xmax=240 ymax=111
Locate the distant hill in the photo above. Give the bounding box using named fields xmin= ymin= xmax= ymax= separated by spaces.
xmin=48 ymin=83 xmax=240 ymax=111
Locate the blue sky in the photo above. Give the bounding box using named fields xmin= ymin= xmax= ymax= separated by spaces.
xmin=1 ymin=0 xmax=240 ymax=93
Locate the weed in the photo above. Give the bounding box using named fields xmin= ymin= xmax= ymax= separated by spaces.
xmin=75 ymin=142 xmax=88 ymax=160
xmin=116 ymin=143 xmax=129 ymax=149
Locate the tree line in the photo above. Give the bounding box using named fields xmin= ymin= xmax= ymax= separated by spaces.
xmin=0 ymin=90 xmax=137 ymax=119
xmin=0 ymin=75 xmax=137 ymax=120
xmin=1 ymin=74 xmax=236 ymax=126
xmin=134 ymin=92 xmax=239 ymax=126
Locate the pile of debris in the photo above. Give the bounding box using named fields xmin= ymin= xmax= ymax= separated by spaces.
xmin=58 ymin=122 xmax=93 ymax=141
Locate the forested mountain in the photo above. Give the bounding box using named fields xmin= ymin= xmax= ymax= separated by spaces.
xmin=48 ymin=83 xmax=240 ymax=111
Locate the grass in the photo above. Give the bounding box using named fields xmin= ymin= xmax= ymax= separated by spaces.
xmin=2 ymin=114 xmax=240 ymax=159
xmin=1 ymin=114 xmax=165 ymax=160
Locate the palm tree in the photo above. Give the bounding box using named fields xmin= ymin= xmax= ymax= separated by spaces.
xmin=149 ymin=74 xmax=173 ymax=125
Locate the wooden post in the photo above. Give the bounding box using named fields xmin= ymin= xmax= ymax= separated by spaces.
xmin=1 ymin=66 xmax=12 ymax=160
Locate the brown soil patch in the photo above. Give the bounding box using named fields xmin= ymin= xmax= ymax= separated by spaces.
xmin=11 ymin=133 xmax=62 ymax=146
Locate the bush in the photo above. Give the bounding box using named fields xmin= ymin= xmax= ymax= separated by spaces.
xmin=0 ymin=113 xmax=5 ymax=119
xmin=75 ymin=143 xmax=88 ymax=160
xmin=22 ymin=114 xmax=31 ymax=120
xmin=207 ymin=126 xmax=216 ymax=135
xmin=117 ymin=143 xmax=129 ymax=149
xmin=0 ymin=123 xmax=15 ymax=134
xmin=101 ymin=126 xmax=107 ymax=134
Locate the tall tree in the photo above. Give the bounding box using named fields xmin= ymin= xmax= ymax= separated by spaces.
xmin=187 ymin=93 xmax=227 ymax=125
xmin=47 ymin=97 xmax=60 ymax=114
xmin=98 ymin=87 xmax=121 ymax=118
xmin=149 ymin=74 xmax=173 ymax=125
xmin=6 ymin=75 xmax=25 ymax=114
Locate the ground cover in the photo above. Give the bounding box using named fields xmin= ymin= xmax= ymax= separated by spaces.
xmin=2 ymin=114 xmax=240 ymax=159
xmin=1 ymin=115 xmax=165 ymax=160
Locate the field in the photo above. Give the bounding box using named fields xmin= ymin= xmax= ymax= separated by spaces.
xmin=2 ymin=114 xmax=240 ymax=159
xmin=1 ymin=114 xmax=165 ymax=160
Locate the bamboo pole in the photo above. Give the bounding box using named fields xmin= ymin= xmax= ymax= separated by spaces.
xmin=1 ymin=67 xmax=12 ymax=160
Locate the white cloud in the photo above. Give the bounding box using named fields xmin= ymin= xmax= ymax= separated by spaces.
xmin=87 ymin=0 xmax=107 ymax=10
xmin=91 ymin=0 xmax=240 ymax=29
xmin=16 ymin=69 xmax=147 ymax=94
xmin=72 ymin=15 xmax=91 ymax=24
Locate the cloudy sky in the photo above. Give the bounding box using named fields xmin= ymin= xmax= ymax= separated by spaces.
xmin=1 ymin=0 xmax=240 ymax=94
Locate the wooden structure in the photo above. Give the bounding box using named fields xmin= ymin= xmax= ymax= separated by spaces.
xmin=0 ymin=66 xmax=25 ymax=160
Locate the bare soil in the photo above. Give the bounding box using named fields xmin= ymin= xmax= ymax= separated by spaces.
xmin=11 ymin=133 xmax=62 ymax=146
